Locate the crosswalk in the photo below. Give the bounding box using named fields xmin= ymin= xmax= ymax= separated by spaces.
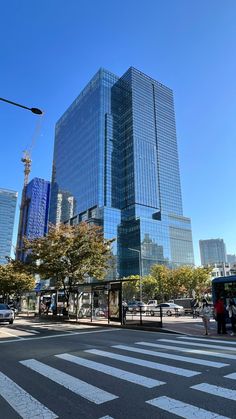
xmin=1 ymin=334 xmax=236 ymax=418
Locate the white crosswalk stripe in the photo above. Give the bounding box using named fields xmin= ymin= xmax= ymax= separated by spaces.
xmin=224 ymin=372 xmax=236 ymax=380
xmin=146 ymin=395 xmax=229 ymax=419
xmin=85 ymin=349 xmax=200 ymax=377
xmin=55 ymin=353 xmax=165 ymax=388
xmin=191 ymin=382 xmax=236 ymax=401
xmin=0 ymin=335 xmax=235 ymax=418
xmin=178 ymin=336 xmax=236 ymax=346
xmin=98 ymin=416 xmax=114 ymax=419
xmin=158 ymin=338 xmax=236 ymax=352
xmin=20 ymin=359 xmax=118 ymax=404
xmin=0 ymin=371 xmax=58 ymax=419
xmin=141 ymin=341 xmax=236 ymax=360
xmin=113 ymin=344 xmax=228 ymax=368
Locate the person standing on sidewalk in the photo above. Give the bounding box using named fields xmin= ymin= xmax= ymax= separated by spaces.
xmin=226 ymin=297 xmax=236 ymax=336
xmin=214 ymin=296 xmax=227 ymax=334
xmin=200 ymin=298 xmax=211 ymax=335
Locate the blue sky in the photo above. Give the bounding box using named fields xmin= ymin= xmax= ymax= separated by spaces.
xmin=1 ymin=0 xmax=236 ymax=265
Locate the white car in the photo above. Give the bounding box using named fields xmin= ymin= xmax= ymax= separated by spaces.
xmin=148 ymin=302 xmax=185 ymax=316
xmin=0 ymin=304 xmax=14 ymax=324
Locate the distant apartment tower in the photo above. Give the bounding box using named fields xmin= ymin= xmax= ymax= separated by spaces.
xmin=0 ymin=188 xmax=17 ymax=264
xmin=16 ymin=178 xmax=50 ymax=261
xmin=49 ymin=67 xmax=194 ymax=277
xmin=199 ymin=239 xmax=227 ymax=266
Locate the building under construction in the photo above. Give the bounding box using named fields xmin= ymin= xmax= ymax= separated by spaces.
xmin=16 ymin=152 xmax=50 ymax=261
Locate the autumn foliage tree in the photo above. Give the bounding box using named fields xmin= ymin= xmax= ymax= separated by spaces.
xmin=122 ymin=264 xmax=212 ymax=302
xmin=23 ymin=222 xmax=114 ymax=306
xmin=0 ymin=261 xmax=35 ymax=302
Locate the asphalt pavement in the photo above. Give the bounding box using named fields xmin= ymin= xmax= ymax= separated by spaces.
xmin=0 ymin=317 xmax=236 ymax=418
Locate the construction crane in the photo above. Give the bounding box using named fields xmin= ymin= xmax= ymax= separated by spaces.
xmin=16 ymin=115 xmax=44 ymax=260
xmin=21 ymin=151 xmax=32 ymax=187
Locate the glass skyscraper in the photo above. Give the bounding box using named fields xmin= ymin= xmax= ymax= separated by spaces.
xmin=49 ymin=67 xmax=194 ymax=278
xmin=17 ymin=177 xmax=50 ymax=260
xmin=199 ymin=239 xmax=227 ymax=266
xmin=0 ymin=188 xmax=17 ymax=264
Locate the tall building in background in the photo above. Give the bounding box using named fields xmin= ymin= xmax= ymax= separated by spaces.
xmin=16 ymin=177 xmax=50 ymax=260
xmin=49 ymin=67 xmax=194 ymax=278
xmin=199 ymin=239 xmax=227 ymax=266
xmin=227 ymin=254 xmax=236 ymax=264
xmin=0 ymin=188 xmax=17 ymax=264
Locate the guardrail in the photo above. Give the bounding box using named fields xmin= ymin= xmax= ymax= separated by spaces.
xmin=124 ymin=306 xmax=163 ymax=328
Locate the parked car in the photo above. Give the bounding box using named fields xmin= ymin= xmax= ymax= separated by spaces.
xmin=147 ymin=300 xmax=158 ymax=306
xmin=0 ymin=303 xmax=14 ymax=324
xmin=168 ymin=298 xmax=193 ymax=315
xmin=127 ymin=301 xmax=147 ymax=313
xmin=148 ymin=302 xmax=185 ymax=316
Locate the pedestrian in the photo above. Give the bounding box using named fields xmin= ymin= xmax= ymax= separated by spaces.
xmin=199 ymin=298 xmax=211 ymax=335
xmin=226 ymin=297 xmax=236 ymax=336
xmin=122 ymin=301 xmax=128 ymax=325
xmin=214 ymin=296 xmax=227 ymax=334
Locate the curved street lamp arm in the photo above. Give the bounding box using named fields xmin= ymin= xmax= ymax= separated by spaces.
xmin=0 ymin=97 xmax=43 ymax=115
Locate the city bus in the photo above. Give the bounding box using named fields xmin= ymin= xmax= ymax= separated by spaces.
xmin=212 ymin=275 xmax=236 ymax=304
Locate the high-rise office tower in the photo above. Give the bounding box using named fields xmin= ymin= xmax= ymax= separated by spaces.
xmin=0 ymin=188 xmax=17 ymax=264
xmin=199 ymin=239 xmax=227 ymax=266
xmin=16 ymin=177 xmax=50 ymax=260
xmin=49 ymin=67 xmax=194 ymax=277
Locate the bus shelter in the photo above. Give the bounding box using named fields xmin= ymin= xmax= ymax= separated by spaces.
xmin=38 ymin=280 xmax=123 ymax=324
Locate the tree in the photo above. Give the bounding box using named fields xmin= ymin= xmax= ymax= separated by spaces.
xmin=122 ymin=276 xmax=140 ymax=301
xmin=23 ymin=223 xmax=114 ymax=307
xmin=0 ymin=262 xmax=35 ymax=301
xmin=142 ymin=275 xmax=159 ymax=300
xmin=150 ymin=265 xmax=171 ymax=301
xmin=171 ymin=266 xmax=194 ymax=298
xmin=166 ymin=265 xmax=212 ymax=300
xmin=191 ymin=266 xmax=212 ymax=297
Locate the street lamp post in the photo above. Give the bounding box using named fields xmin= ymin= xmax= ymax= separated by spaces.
xmin=128 ymin=247 xmax=143 ymax=302
xmin=128 ymin=247 xmax=143 ymax=325
xmin=0 ymin=97 xmax=43 ymax=115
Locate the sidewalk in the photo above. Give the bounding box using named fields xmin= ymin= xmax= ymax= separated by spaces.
xmin=162 ymin=315 xmax=235 ymax=339
xmin=17 ymin=312 xmax=235 ymax=339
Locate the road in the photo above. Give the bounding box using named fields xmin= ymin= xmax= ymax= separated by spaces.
xmin=0 ymin=317 xmax=236 ymax=418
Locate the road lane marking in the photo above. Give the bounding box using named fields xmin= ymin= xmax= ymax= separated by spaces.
xmin=0 ymin=328 xmax=120 ymax=344
xmin=56 ymin=353 xmax=165 ymax=388
xmin=138 ymin=341 xmax=236 ymax=360
xmin=191 ymin=383 xmax=236 ymax=400
xmin=158 ymin=338 xmax=236 ymax=352
xmin=17 ymin=329 xmax=41 ymax=334
xmin=0 ymin=371 xmax=58 ymax=419
xmin=224 ymin=372 xmax=236 ymax=380
xmin=85 ymin=349 xmax=200 ymax=377
xmin=146 ymin=396 xmax=229 ymax=419
xmin=114 ymin=344 xmax=228 ymax=368
xmin=0 ymin=329 xmax=22 ymax=338
xmin=178 ymin=336 xmax=236 ymax=346
xmin=20 ymin=359 xmax=118 ymax=404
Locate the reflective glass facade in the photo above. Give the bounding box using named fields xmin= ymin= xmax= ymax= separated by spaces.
xmin=0 ymin=188 xmax=17 ymax=264
xmin=50 ymin=67 xmax=194 ymax=277
xmin=17 ymin=178 xmax=50 ymax=260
